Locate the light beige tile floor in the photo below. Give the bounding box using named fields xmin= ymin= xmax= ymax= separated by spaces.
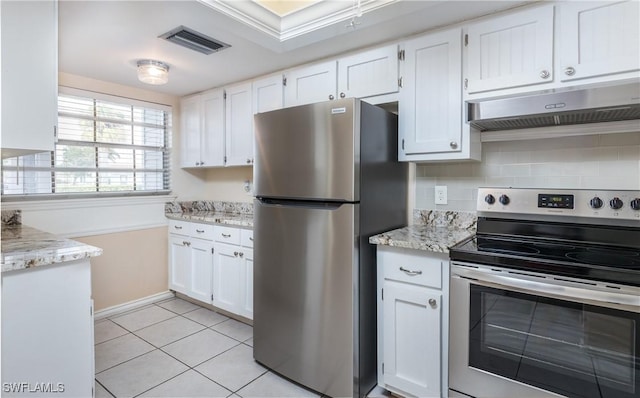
xmin=94 ymin=298 xmax=322 ymax=398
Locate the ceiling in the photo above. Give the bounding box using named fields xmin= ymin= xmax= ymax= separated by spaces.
xmin=58 ymin=0 xmax=529 ymax=97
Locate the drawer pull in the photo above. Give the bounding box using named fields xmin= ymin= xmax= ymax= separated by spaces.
xmin=428 ymin=298 xmax=437 ymax=308
xmin=399 ymin=267 xmax=422 ymax=276
xmin=174 ymin=225 xmax=183 ymax=230
xmin=234 ymin=251 xmax=239 ymax=257
xmin=196 ymin=229 xmax=205 ymax=233
xmin=249 ymin=237 xmax=254 ymax=241
xmin=222 ymin=233 xmax=231 ymax=238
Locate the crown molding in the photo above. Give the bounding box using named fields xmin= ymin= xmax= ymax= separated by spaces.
xmin=198 ymin=0 xmax=398 ymax=43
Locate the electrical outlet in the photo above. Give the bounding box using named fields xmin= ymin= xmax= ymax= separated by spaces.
xmin=435 ymin=186 xmax=447 ymax=205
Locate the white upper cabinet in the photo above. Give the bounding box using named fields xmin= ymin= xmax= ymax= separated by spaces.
xmin=180 ymin=89 xmax=225 ymax=168
xmin=252 ymin=74 xmax=284 ymax=114
xmin=399 ymin=28 xmax=479 ymax=162
xmin=225 ymin=82 xmax=254 ymax=166
xmin=1 ymin=0 xmax=57 ymax=158
xmin=337 ymin=44 xmax=399 ymax=100
xmin=466 ymin=5 xmax=555 ymax=94
xmin=284 ymin=60 xmax=338 ymax=107
xmin=559 ymin=1 xmax=640 ymax=82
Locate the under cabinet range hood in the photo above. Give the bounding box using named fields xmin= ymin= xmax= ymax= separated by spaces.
xmin=467 ymin=80 xmax=640 ymax=132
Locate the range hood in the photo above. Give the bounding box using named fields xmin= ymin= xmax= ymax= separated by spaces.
xmin=467 ymin=81 xmax=640 ymax=132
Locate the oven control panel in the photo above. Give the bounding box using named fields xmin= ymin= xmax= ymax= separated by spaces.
xmin=478 ymin=188 xmax=640 ymax=221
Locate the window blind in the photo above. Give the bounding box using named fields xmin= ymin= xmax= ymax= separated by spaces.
xmin=1 ymin=89 xmax=171 ymax=199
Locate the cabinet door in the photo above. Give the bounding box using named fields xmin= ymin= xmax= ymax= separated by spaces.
xmin=225 ymin=82 xmax=254 ymax=166
xmin=180 ymin=95 xmax=202 ymax=168
xmin=560 ymin=1 xmax=640 ymax=82
xmin=1 ymin=0 xmax=57 ymax=156
xmin=400 ymin=28 xmax=463 ymax=157
xmin=169 ymin=235 xmax=191 ymax=294
xmin=466 ymin=5 xmax=554 ymax=93
xmin=383 ymin=281 xmax=441 ymax=398
xmin=200 ymin=89 xmax=225 ymax=167
xmin=212 ymin=243 xmax=242 ymax=314
xmin=240 ymin=248 xmax=253 ymax=320
xmin=253 ymin=74 xmax=284 ymax=114
xmin=337 ymin=44 xmax=399 ymax=99
xmin=188 ymin=239 xmax=214 ymax=303
xmin=283 ymin=60 xmax=337 ymax=107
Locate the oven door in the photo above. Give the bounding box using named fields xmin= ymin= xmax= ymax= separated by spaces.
xmin=450 ymin=262 xmax=640 ymax=398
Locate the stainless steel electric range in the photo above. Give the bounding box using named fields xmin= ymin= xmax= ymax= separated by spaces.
xmin=449 ymin=188 xmax=640 ymax=398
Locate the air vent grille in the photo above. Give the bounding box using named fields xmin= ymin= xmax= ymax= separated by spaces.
xmin=160 ymin=26 xmax=230 ymax=55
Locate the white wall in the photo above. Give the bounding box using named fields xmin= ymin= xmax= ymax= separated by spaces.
xmin=415 ymin=132 xmax=640 ymax=211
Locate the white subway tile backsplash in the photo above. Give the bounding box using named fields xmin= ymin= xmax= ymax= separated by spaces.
xmin=416 ymin=132 xmax=640 ymax=211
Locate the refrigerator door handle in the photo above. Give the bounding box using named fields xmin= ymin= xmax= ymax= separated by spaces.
xmin=257 ymin=197 xmax=346 ymax=210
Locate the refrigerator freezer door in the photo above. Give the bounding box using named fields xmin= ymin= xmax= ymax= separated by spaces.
xmin=253 ymin=198 xmax=357 ymax=398
xmin=254 ymin=99 xmax=359 ymax=202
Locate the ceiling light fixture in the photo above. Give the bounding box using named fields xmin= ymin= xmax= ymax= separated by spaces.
xmin=137 ymin=60 xmax=170 ymax=85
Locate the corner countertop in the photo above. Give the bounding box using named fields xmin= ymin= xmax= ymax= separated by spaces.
xmin=1 ymin=224 xmax=103 ymax=273
xmin=369 ymin=210 xmax=477 ymax=254
xmin=165 ymin=211 xmax=253 ymax=228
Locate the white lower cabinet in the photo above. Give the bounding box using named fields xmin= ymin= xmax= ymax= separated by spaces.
xmin=212 ymin=229 xmax=253 ymax=319
xmin=168 ymin=220 xmax=253 ymax=320
xmin=377 ymin=246 xmax=449 ymax=398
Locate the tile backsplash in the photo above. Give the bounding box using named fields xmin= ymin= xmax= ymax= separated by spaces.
xmin=415 ymin=132 xmax=640 ymax=211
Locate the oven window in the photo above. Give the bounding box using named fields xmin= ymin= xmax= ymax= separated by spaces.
xmin=469 ymin=285 xmax=639 ymax=398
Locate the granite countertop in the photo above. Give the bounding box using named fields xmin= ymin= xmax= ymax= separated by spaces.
xmin=1 ymin=224 xmax=103 ymax=273
xmin=165 ymin=211 xmax=253 ymax=228
xmin=369 ymin=224 xmax=474 ymax=253
xmin=369 ymin=210 xmax=477 ymax=254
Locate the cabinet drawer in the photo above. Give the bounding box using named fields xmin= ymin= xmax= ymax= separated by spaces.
xmin=213 ymin=225 xmax=241 ymax=245
xmin=241 ymin=229 xmax=254 ymax=248
xmin=168 ymin=220 xmax=190 ymax=235
xmin=190 ymin=223 xmax=214 ymax=239
xmin=380 ymin=249 xmax=442 ymax=289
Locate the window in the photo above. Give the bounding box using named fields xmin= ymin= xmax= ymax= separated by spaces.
xmin=2 ymin=88 xmax=171 ymax=199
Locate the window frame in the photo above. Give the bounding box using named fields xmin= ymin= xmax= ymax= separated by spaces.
xmin=1 ymin=87 xmax=172 ymax=201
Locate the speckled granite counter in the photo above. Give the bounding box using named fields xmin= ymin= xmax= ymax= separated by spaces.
xmin=1 ymin=211 xmax=103 ymax=273
xmin=369 ymin=210 xmax=476 ymax=254
xmin=165 ymin=200 xmax=253 ymax=228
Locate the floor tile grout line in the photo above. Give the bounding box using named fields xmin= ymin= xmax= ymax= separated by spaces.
xmin=171 ymin=339 xmax=243 ymax=369
xmin=95 ymin=344 xmax=156 ymax=375
xmin=182 ymin=313 xmax=230 ymax=328
xmin=109 ymin=313 xmax=181 ymax=334
xmin=130 ymin=367 xmax=194 ymax=398
xmin=154 ymin=301 xmax=204 ymax=316
xmin=229 ymin=368 xmax=270 ymax=394
xmin=131 ymin=320 xmax=208 ymax=350
xmin=94 ymin=378 xmax=116 ymax=398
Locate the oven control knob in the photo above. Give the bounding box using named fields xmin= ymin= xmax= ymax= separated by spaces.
xmin=631 ymin=198 xmax=640 ymax=211
xmin=609 ymin=197 xmax=624 ymax=210
xmin=499 ymin=194 xmax=510 ymax=205
xmin=484 ymin=194 xmax=496 ymax=205
xmin=589 ymin=197 xmax=603 ymax=209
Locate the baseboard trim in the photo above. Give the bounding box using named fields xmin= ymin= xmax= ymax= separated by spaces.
xmin=94 ymin=291 xmax=174 ymax=320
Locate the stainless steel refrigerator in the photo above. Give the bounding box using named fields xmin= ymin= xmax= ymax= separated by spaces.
xmin=253 ymin=98 xmax=407 ymax=398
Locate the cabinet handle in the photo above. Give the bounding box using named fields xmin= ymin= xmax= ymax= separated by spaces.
xmin=239 ymin=252 xmax=244 ymax=258
xmin=195 ymin=162 xmax=200 ymax=166
xmin=450 ymin=141 xmax=458 ymax=149
xmin=399 ymin=266 xmax=422 ymax=276
xmin=222 ymin=233 xmax=231 ymax=238
xmin=183 ymin=241 xmax=191 ymax=247
xmin=249 ymin=237 xmax=254 ymax=241
xmin=174 ymin=226 xmax=183 ymax=230
xmin=196 ymin=229 xmax=205 ymax=233
xmin=564 ymin=66 xmax=576 ymax=76
xmin=428 ymin=298 xmax=437 ymax=308
xmin=329 ymin=94 xmax=335 ymax=100
xmin=340 ymin=92 xmax=346 ymax=98
xmin=539 ymin=70 xmax=550 ymax=79
xmin=234 ymin=251 xmax=239 ymax=257
xmin=246 ymin=158 xmax=251 ymax=164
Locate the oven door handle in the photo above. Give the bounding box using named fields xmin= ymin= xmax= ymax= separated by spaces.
xmin=452 ymin=265 xmax=640 ymax=309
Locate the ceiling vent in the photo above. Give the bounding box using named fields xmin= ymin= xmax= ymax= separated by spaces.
xmin=159 ymin=26 xmax=230 ymax=55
